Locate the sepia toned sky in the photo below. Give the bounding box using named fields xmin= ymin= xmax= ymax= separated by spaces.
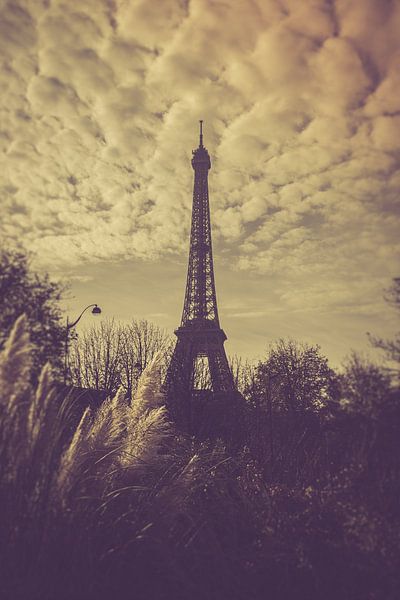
xmin=1 ymin=0 xmax=400 ymax=366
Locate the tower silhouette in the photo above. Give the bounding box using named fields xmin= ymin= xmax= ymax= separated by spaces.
xmin=165 ymin=122 xmax=237 ymax=431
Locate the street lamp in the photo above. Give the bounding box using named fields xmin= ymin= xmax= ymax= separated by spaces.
xmin=64 ymin=303 xmax=102 ymax=384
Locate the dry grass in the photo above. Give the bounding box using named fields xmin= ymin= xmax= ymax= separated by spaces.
xmin=0 ymin=317 xmax=210 ymax=599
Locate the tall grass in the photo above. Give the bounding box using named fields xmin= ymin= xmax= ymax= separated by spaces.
xmin=0 ymin=317 xmax=203 ymax=598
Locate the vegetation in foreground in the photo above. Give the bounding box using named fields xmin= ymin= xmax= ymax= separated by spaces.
xmin=1 ymin=250 xmax=399 ymax=599
xmin=1 ymin=311 xmax=400 ymax=600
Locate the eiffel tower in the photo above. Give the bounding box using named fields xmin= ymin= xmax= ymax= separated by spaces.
xmin=165 ymin=122 xmax=239 ymax=434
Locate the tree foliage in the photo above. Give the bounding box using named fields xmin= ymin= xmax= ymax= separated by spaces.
xmin=339 ymin=352 xmax=393 ymax=416
xmin=0 ymin=248 xmax=65 ymax=378
xmin=368 ymin=277 xmax=400 ymax=378
xmin=251 ymin=339 xmax=339 ymax=413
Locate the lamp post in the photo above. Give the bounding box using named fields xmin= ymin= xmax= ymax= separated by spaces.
xmin=64 ymin=303 xmax=102 ymax=385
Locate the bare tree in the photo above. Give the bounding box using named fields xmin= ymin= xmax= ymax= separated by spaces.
xmin=229 ymin=354 xmax=256 ymax=397
xmin=69 ymin=319 xmax=123 ymax=395
xmin=119 ymin=320 xmax=172 ymax=398
xmin=339 ymin=352 xmax=392 ymax=416
xmin=192 ymin=355 xmax=213 ymax=390
xmin=69 ymin=319 xmax=172 ymax=398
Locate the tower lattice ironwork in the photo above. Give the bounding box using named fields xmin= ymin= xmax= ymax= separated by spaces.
xmin=165 ymin=122 xmax=235 ymax=399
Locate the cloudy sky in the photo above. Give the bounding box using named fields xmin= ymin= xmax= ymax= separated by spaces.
xmin=1 ymin=0 xmax=400 ymax=366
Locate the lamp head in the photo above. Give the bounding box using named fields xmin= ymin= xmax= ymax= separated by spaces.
xmin=92 ymin=305 xmax=102 ymax=315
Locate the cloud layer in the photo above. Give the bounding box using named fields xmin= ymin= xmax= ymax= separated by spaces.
xmin=1 ymin=0 xmax=400 ymax=332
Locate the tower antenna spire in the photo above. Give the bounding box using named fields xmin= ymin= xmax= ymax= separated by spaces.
xmin=199 ymin=119 xmax=203 ymax=147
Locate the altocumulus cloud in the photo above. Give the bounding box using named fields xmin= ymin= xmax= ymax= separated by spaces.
xmin=0 ymin=0 xmax=400 ymax=317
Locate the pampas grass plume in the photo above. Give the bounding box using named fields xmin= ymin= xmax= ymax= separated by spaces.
xmin=57 ymin=406 xmax=92 ymax=497
xmin=0 ymin=314 xmax=32 ymax=411
xmin=28 ymin=362 xmax=53 ymax=445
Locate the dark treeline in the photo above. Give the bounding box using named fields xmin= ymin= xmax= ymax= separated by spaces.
xmin=1 ymin=248 xmax=399 ymax=600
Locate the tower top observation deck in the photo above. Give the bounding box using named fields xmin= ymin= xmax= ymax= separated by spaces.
xmin=192 ymin=120 xmax=211 ymax=169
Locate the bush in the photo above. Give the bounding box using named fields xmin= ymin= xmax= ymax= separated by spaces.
xmin=0 ymin=248 xmax=65 ymax=379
